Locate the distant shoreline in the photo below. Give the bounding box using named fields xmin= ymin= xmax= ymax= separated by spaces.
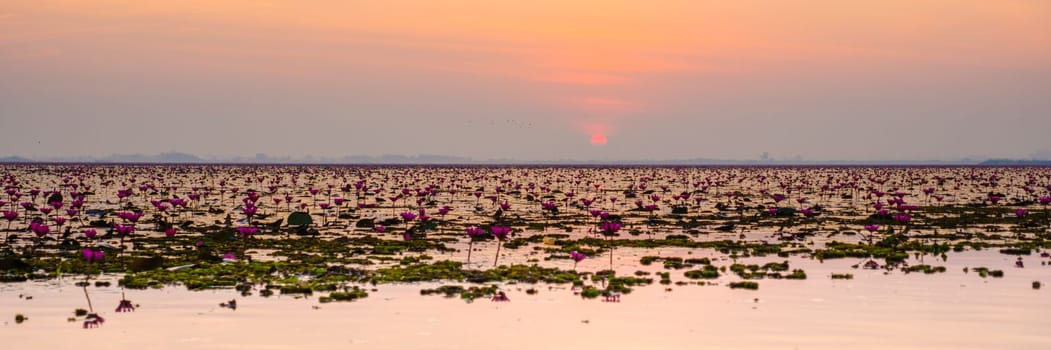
xmin=3 ymin=153 xmax=1049 ymax=167
xmin=2 ymin=161 xmax=1049 ymax=167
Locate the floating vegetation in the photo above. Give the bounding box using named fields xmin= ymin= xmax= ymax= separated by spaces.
xmin=728 ymin=261 xmax=796 ymax=279
xmin=319 ymin=287 xmax=368 ymax=303
xmin=972 ymin=267 xmax=1005 ymax=278
xmin=905 ymin=265 xmax=947 ymax=274
xmin=729 ymin=281 xmax=759 ymax=290
xmin=683 ymin=265 xmax=720 ymax=279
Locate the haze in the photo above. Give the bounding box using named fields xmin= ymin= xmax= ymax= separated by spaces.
xmin=2 ymin=0 xmax=1050 ymax=161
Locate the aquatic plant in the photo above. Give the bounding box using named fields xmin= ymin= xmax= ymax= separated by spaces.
xmin=490 ymin=226 xmax=510 ymax=267
xmin=570 ymin=250 xmax=587 ymax=270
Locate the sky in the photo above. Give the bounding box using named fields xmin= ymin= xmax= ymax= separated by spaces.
xmin=2 ymin=0 xmax=1050 ymax=161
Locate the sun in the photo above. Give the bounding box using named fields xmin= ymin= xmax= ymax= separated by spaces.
xmin=589 ymin=133 xmax=608 ymax=145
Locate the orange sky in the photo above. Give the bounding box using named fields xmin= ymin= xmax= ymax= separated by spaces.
xmin=2 ymin=1 xmax=1050 ymax=160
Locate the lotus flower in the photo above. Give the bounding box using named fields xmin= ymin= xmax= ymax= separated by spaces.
xmin=82 ymin=249 xmax=104 ymax=263
xmin=570 ymin=250 xmax=587 ymax=270
xmin=490 ymin=226 xmax=511 ymax=267
xmin=30 ymin=222 xmax=50 ymax=236
xmin=236 ymin=226 xmax=259 ymax=238
xmin=490 ymin=226 xmax=510 ymax=240
xmin=600 ymin=221 xmax=622 ymax=235
xmin=114 ymin=224 xmax=135 ymax=236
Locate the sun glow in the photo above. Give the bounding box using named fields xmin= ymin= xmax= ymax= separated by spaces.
xmin=589 ymin=133 xmax=608 ymax=145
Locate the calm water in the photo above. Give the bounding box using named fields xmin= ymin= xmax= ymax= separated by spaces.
xmin=3 ymin=250 xmax=1047 ymax=350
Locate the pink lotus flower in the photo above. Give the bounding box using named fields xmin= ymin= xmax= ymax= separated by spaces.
xmin=400 ymin=211 xmax=417 ymax=221
xmin=466 ymin=226 xmax=487 ymax=238
xmin=236 ymin=226 xmax=258 ymax=238
xmin=30 ymin=222 xmax=50 ymax=236
xmin=1015 ymin=209 xmax=1028 ymax=217
xmin=165 ymin=227 xmax=177 ymax=237
xmin=82 ymin=249 xmax=104 ymax=263
xmin=489 ymin=226 xmax=511 ymax=267
xmin=83 ymin=229 xmax=97 ymax=238
xmin=374 ymin=225 xmax=386 ymax=232
xmin=600 ymin=222 xmax=622 ymax=235
xmin=490 ymin=226 xmax=510 ymax=240
xmin=117 ymin=211 xmax=143 ymax=223
xmin=569 ymin=250 xmax=587 ymax=269
xmin=115 ymin=224 xmax=135 ymax=236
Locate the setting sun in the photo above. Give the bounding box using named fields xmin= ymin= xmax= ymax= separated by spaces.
xmin=589 ymin=133 xmax=608 ymax=145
